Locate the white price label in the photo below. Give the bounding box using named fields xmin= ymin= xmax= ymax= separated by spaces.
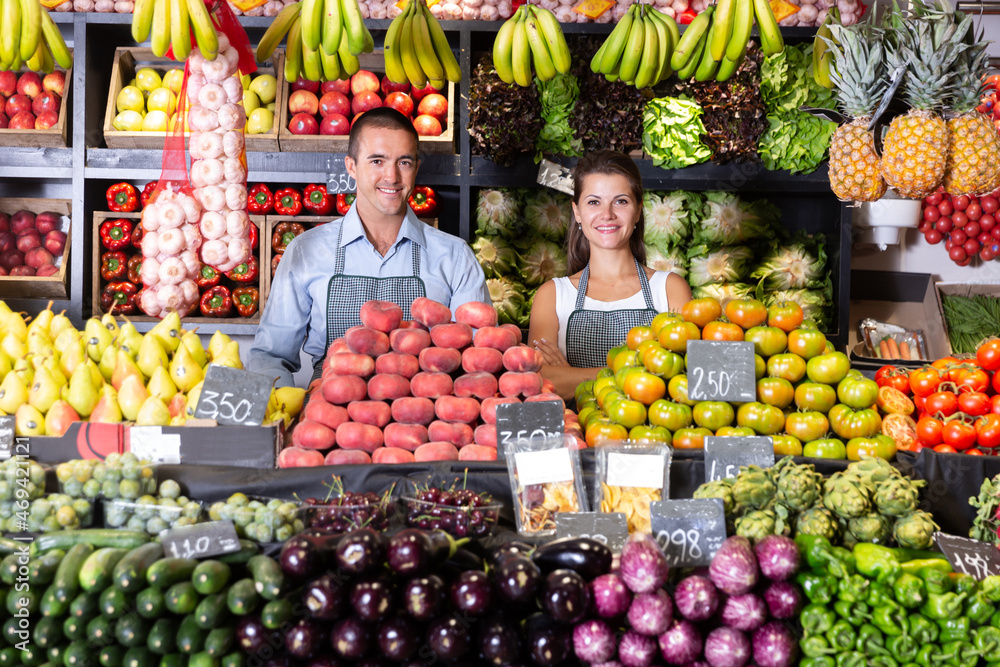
xmin=606 ymin=453 xmax=665 ymax=489
xmin=129 ymin=427 xmax=181 ymax=464
xmin=515 ymin=448 xmax=574 ymax=486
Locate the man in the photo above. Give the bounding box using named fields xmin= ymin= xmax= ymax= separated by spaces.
xmin=248 ymin=108 xmax=490 ymax=387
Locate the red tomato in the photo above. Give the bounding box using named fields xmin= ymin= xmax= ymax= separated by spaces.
xmin=953 ymin=367 xmax=990 ymax=393
xmin=924 ymin=390 xmax=959 ymax=417
xmin=983 ymin=339 xmax=1000 ymax=372
xmin=933 ymin=444 xmax=958 ymax=454
xmin=991 ymin=394 xmax=1000 ymax=415
xmin=909 ymin=367 xmax=943 ymax=397
xmin=942 ymin=420 xmax=977 ymax=450
xmin=966 ymin=448 xmax=985 ymax=456
xmin=875 ymin=365 xmax=912 ymax=395
xmin=976 ymin=413 xmax=1000 ymax=448
xmin=916 ymin=415 xmax=944 ymax=446
xmin=958 ymin=391 xmax=991 ymax=417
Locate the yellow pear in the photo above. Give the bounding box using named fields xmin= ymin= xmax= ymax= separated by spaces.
xmin=43 ymin=358 xmax=67 ymax=387
xmin=146 ymin=366 xmax=177 ymax=402
xmin=117 ymin=319 xmax=143 ymax=360
xmin=0 ymin=350 xmax=11 ymax=378
xmin=169 ymin=415 xmax=187 ymax=426
xmin=1 ymin=332 xmax=26 ymax=361
xmin=208 ymin=331 xmax=231 ymax=361
xmin=26 ymin=328 xmax=54 ymax=357
xmin=59 ymin=335 xmax=87 ymax=377
xmin=0 ymin=372 xmax=28 ymax=414
xmin=137 ymin=334 xmax=168 ymax=380
xmin=90 ymin=386 xmax=123 ymax=424
xmin=84 ymin=317 xmax=114 ymax=363
xmin=15 ymin=404 xmax=45 ymax=436
xmin=149 ymin=311 xmax=182 ymax=354
xmin=1 ymin=311 xmax=28 ymax=341
xmin=62 ymin=361 xmax=101 ymax=418
xmin=117 ymin=375 xmax=149 ymax=422
xmin=27 ymin=303 xmax=55 ymax=337
xmin=0 ymin=301 xmax=11 ymax=321
xmin=169 ymin=344 xmax=203 ymax=392
xmin=44 ymin=400 xmax=80 ymax=436
xmin=136 ymin=396 xmax=170 ymax=426
xmin=12 ymin=357 xmax=33 ymax=387
xmin=28 ymin=366 xmax=61 ymax=413
xmin=214 ymin=341 xmax=243 ymax=369
xmin=167 ymin=392 xmax=187 ymax=418
xmin=49 ymin=310 xmax=75 ymax=340
xmin=180 ymin=329 xmax=208 ymax=368
xmin=98 ymin=345 xmax=117 ymax=382
xmin=185 ymin=381 xmax=203 ymax=418
xmin=101 ymin=313 xmax=120 ymax=339
xmin=86 ymin=359 xmax=104 ymax=389
xmin=54 ymin=328 xmax=80 ymax=354
xmin=275 ymin=386 xmax=306 ymax=417
xmin=112 ymin=349 xmax=143 ymax=392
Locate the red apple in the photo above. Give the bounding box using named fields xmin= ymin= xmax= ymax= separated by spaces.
xmin=0 ymin=112 xmax=7 ymax=129
xmin=35 ymin=264 xmax=59 ymax=277
xmin=287 ymin=89 xmax=320 ymax=116
xmin=35 ymin=111 xmax=58 ymax=130
xmin=16 ymin=231 xmax=41 ymax=253
xmin=24 ymin=247 xmax=53 ymax=269
xmin=381 ymin=76 xmax=410 ymax=96
xmin=8 ymin=111 xmax=35 ymax=130
xmin=0 ymin=232 xmax=13 ymax=253
xmin=413 ymin=114 xmax=442 ymax=136
xmin=417 ymin=93 xmax=448 ymax=125
xmin=0 ymin=267 xmax=7 ymax=276
xmin=42 ymin=71 xmax=65 ymax=96
xmin=44 ymin=230 xmax=67 ymax=256
xmin=351 ymin=90 xmax=382 ymax=116
xmin=319 ymin=91 xmax=350 ymax=118
xmin=16 ymin=72 xmax=41 ymax=98
xmin=5 ymin=94 xmax=31 ymax=118
xmin=384 ymin=91 xmax=414 ymax=118
xmin=319 ymin=113 xmax=350 ymax=136
xmin=32 ymin=91 xmax=60 ymax=117
xmin=411 ymin=82 xmax=441 ymax=103
xmin=325 ymin=79 xmax=351 ymax=96
xmin=34 ymin=212 xmax=61 ymax=235
xmin=0 ymin=213 xmax=8 ymax=233
xmin=0 ymin=71 xmax=15 ymax=98
xmin=287 ymin=112 xmax=319 ymax=135
xmin=9 ymin=266 xmax=35 ymax=276
xmin=0 ymin=249 xmax=24 ymax=269
xmin=350 ymin=70 xmax=380 ymax=97
xmin=9 ymin=210 xmax=34 ymax=235
xmin=290 ymin=77 xmax=321 ymax=94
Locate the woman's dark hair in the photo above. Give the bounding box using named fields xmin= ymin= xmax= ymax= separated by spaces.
xmin=566 ymin=151 xmax=646 ymax=274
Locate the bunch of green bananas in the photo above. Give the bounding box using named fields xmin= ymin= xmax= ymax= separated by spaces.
xmin=669 ymin=0 xmax=783 ymax=83
xmin=812 ymin=7 xmax=839 ymax=89
xmin=132 ymin=0 xmax=220 ymax=61
xmin=590 ymin=3 xmax=680 ymax=89
xmin=256 ymin=0 xmax=373 ymax=82
xmin=492 ymin=3 xmax=572 ymax=87
xmin=384 ymin=0 xmax=460 ymax=89
xmin=0 ymin=0 xmax=72 ymax=72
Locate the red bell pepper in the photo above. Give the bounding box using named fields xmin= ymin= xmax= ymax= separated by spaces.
xmin=274 ymin=188 xmax=303 ymax=216
xmin=303 ymin=184 xmax=334 ymax=216
xmin=336 ymin=193 xmax=355 ymax=216
xmin=225 ymin=256 xmax=259 ymax=283
xmin=408 ymin=186 xmax=438 ymax=217
xmin=200 ymin=285 xmax=233 ymax=317
xmin=248 ymin=222 xmax=259 ymax=250
xmin=101 ymin=251 xmax=128 ymax=282
xmin=100 ymin=218 xmax=133 ymax=251
xmin=271 ymin=253 xmax=282 ymax=277
xmin=107 ymin=183 xmax=139 ymax=212
xmin=101 ymin=281 xmax=138 ymax=315
xmin=233 ymin=286 xmax=259 ymax=318
xmin=248 ymin=183 xmax=274 ymax=214
xmin=678 ymin=7 xmax=698 ymax=23
xmin=272 ymin=222 xmax=305 ymax=254
xmin=131 ymin=224 xmax=143 ymax=249
xmin=196 ymin=264 xmax=221 ymax=289
xmin=127 ymin=255 xmax=143 ymax=285
xmin=140 ymin=182 xmax=158 ymax=209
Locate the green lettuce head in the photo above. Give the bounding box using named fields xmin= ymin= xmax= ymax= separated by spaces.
xmin=472 ymin=235 xmax=520 ymax=279
xmin=692 ymin=192 xmax=780 ymax=246
xmin=687 ymin=245 xmax=755 ymax=287
xmin=520 ymin=240 xmax=568 ymax=287
xmin=524 ymin=190 xmax=571 ymax=242
xmin=692 ymin=282 xmax=754 ymax=309
xmin=645 ymin=245 xmax=688 ymax=279
xmin=476 ymin=189 xmax=522 ymax=238
xmin=751 ymin=234 xmax=829 ymax=291
xmin=643 ymin=191 xmax=699 ymax=250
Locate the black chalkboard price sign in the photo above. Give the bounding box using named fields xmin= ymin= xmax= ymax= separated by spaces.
xmin=326 ymin=157 xmax=358 ymax=195
xmin=161 ymin=521 xmax=242 ymax=560
xmin=536 ymin=159 xmax=574 ymax=196
xmin=556 ymin=512 xmax=629 ymax=551
xmin=194 ymin=365 xmax=275 ymax=426
xmin=0 ymin=416 xmax=13 ymax=460
xmin=495 ymin=400 xmax=565 ymax=460
xmin=650 ymin=499 xmax=727 ymax=568
xmin=934 ymin=532 xmax=1000 ymax=580
xmin=685 ymin=341 xmax=755 ymax=402
xmin=704 ymin=436 xmax=774 ymax=483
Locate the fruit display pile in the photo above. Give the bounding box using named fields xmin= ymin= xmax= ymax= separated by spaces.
xmin=0 ymin=70 xmax=66 ymax=132
xmin=0 ymin=208 xmax=68 ymax=278
xmin=695 ymin=456 xmax=938 ymax=549
xmin=918 ymin=187 xmax=1000 ymax=266
xmin=283 ymin=296 xmax=585 ymax=467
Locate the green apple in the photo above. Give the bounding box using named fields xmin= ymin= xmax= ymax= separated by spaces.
xmin=113 ymin=110 xmax=145 ymax=132
xmin=162 ymin=69 xmax=184 ymax=96
xmin=246 ymin=107 xmax=274 ymax=135
xmin=241 ymin=73 xmax=252 ymax=90
xmin=248 ymin=74 xmax=277 ymax=105
xmin=243 ymin=89 xmax=261 ymax=115
xmin=146 ymin=87 xmax=177 ymax=115
xmin=117 ymin=85 xmax=147 ymax=114
xmin=141 ymin=110 xmax=170 ymax=132
xmin=134 ymin=68 xmax=162 ymax=93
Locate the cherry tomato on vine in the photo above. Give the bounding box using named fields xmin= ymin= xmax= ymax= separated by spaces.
xmin=941 ymin=419 xmax=977 ymax=451
xmin=965 ymin=448 xmax=985 ymax=455
xmin=909 ymin=367 xmax=943 ymax=397
xmin=933 ymin=444 xmax=958 ymax=454
xmin=957 ymin=390 xmax=990 ymax=417
xmin=916 ymin=415 xmax=944 ymax=446
xmin=975 ymin=413 xmax=1000 ymax=448
xmin=875 ymin=365 xmax=912 ymax=395
xmin=953 ymin=366 xmax=990 ymax=393
xmin=924 ymin=390 xmax=959 ymax=417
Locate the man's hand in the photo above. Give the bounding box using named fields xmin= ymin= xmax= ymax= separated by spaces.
xmin=533 ymin=338 xmax=569 ymax=367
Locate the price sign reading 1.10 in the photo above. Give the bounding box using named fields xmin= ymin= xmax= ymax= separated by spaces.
xmin=685 ymin=341 xmax=756 ymax=403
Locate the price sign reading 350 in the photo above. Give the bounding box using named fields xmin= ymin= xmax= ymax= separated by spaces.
xmin=193 ymin=365 xmax=275 ymax=427
xmin=198 ymin=389 xmax=253 ymax=423
xmin=326 ymin=171 xmax=358 ymax=195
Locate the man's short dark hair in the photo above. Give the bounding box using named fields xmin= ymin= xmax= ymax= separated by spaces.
xmin=347 ymin=108 xmax=419 ymax=160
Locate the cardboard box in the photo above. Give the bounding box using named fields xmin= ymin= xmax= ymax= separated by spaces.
xmin=27 ymin=422 xmax=125 ymax=463
xmin=0 ymin=63 xmax=72 ymax=149
xmin=933 ymin=281 xmax=1000 ymax=356
xmin=125 ymin=423 xmax=282 ymax=469
xmin=0 ymin=197 xmax=72 ymax=299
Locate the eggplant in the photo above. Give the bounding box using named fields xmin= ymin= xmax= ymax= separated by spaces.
xmin=427 ymin=616 xmax=473 ymax=662
xmin=303 ymin=573 xmax=348 ymax=620
xmin=540 ymin=569 xmax=590 ymax=625
xmin=525 ymin=613 xmax=572 ymax=667
xmin=280 ymin=535 xmax=324 ymax=579
xmin=305 ymin=657 xmax=346 ymax=667
xmin=450 ymin=570 xmax=493 ymax=616
xmin=387 ymin=529 xmax=461 ymax=576
xmin=284 ymin=618 xmax=328 ymax=659
xmin=331 ymin=617 xmax=373 ymax=660
xmin=236 ymin=615 xmax=278 ymax=653
xmin=335 ymin=528 xmax=386 ymax=575
xmin=490 ymin=540 xmax=534 ymax=567
xmin=261 ymin=658 xmax=292 ymax=667
xmin=532 ymin=537 xmax=613 ymax=580
xmin=443 ymin=547 xmax=485 ymax=576
xmin=493 ymin=555 xmax=542 ymax=605
xmin=477 ymin=613 xmax=522 ymax=666
xmin=377 ymin=615 xmax=421 ymax=662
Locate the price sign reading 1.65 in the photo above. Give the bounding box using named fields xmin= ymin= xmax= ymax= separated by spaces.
xmin=686 ymin=341 xmax=756 ymax=403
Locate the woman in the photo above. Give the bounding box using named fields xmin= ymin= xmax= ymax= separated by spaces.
xmin=528 ymin=151 xmax=692 ymax=401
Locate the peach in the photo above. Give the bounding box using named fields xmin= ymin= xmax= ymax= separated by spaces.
xmin=498 ymin=372 xmax=544 ymax=398
xmin=414 ymin=441 xmax=459 ymax=462
xmin=564 ymin=409 xmax=580 ymax=425
xmin=542 ymin=379 xmax=557 ymax=394
xmin=458 ymin=444 xmax=498 ymax=461
xmin=375 ymin=352 xmax=419 ymax=379
xmin=430 ymin=322 xmax=473 ymax=349
xmin=453 ymin=372 xmax=499 ymax=400
xmin=473 ymin=327 xmax=519 ymax=352
xmin=409 ymin=372 xmax=454 ymax=399
xmin=335 ymin=422 xmax=384 ymax=453
xmin=346 ymin=326 xmax=390 ymax=356
xmin=278 ymin=446 xmax=326 ymax=468
xmin=321 ymin=375 xmax=368 ymax=404
xmin=367 ymin=374 xmax=411 ymax=401
xmin=327 ymin=338 xmax=350 ymax=356
xmin=390 ymin=397 xmax=436 ymax=425
xmin=411 ymin=296 xmax=452 ymax=328
xmin=324 ymin=449 xmax=372 ymax=465
xmin=290 ymin=420 xmax=336 ymax=449
xmin=360 ymin=300 xmax=403 ymax=333
xmin=372 ymin=447 xmax=416 ymax=464
xmin=473 ymin=424 xmax=497 ymax=448
xmin=565 ymin=433 xmax=588 ymax=450
xmin=503 ymin=345 xmax=544 ymax=373
xmin=461 ymin=347 xmax=504 ymax=374
xmin=347 ymin=400 xmax=392 ymax=428
xmin=327 ymin=352 xmax=375 ymax=377
xmin=435 ymin=396 xmax=480 ymax=424
xmin=499 ymin=323 xmax=523 ymax=340
xmin=418 ymin=347 xmax=462 ymax=374
xmin=383 ymin=422 xmax=429 ymax=451
xmin=428 ymin=420 xmax=474 ymax=447
xmin=480 ymin=396 xmax=521 ymax=424
xmin=455 ymin=301 xmax=498 ymax=329
xmin=389 ymin=328 xmax=431 ymax=356
xmin=525 ymin=392 xmax=565 ymax=409
xmin=399 ymin=320 xmax=428 ymax=330
xmin=303 ymin=397 xmax=350 ymax=430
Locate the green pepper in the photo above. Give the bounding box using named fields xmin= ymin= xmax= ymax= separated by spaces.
xmin=801 ymin=634 xmax=838 ymax=658
xmin=802 ymin=658 xmax=837 ymax=667
xmin=802 ymin=604 xmax=838 ymax=635
xmin=836 ymin=650 xmax=868 ymax=667
xmin=992 ymin=609 xmax=1000 ymax=628
xmin=909 ymin=614 xmax=940 ymax=644
xmin=873 ymin=601 xmax=909 ymax=637
xmin=951 ymin=574 xmax=977 ymax=597
xmin=894 ymin=573 xmax=928 ymax=609
xmin=870 ymin=583 xmax=896 ymax=608
xmin=940 ymin=640 xmax=978 ymax=667
xmin=982 ymin=576 xmax=1000 ymax=602
xmin=828 ymin=619 xmax=859 ymax=652
xmin=937 ymin=618 xmax=972 ymax=644
xmin=974 ymin=626 xmax=1000 ymax=661
xmin=857 ymin=623 xmax=891 ymax=657
xmin=797 ymin=535 xmax=856 ymax=578
xmin=856 ymin=543 xmax=904 ymax=583
xmin=921 ymin=567 xmax=956 ymax=595
xmin=840 ymin=574 xmax=873 ymax=603
xmin=869 ymin=656 xmax=900 ymax=667
xmin=835 ymin=600 xmax=872 ymax=626
xmin=916 ymin=644 xmax=954 ymax=667
xmin=967 ymin=590 xmax=997 ymax=627
xmin=901 ymin=558 xmax=953 ymax=576
xmin=923 ymin=592 xmax=968 ymax=620
xmin=888 ymin=634 xmax=920 ymax=664
xmin=799 ymin=571 xmax=838 ymax=605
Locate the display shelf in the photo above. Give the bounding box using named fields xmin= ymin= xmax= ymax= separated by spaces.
xmin=0 ymin=148 xmax=74 ymax=178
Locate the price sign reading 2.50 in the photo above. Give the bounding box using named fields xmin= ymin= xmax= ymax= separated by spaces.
xmin=686 ymin=341 xmax=755 ymax=402
xmin=689 ymin=367 xmax=731 ymax=399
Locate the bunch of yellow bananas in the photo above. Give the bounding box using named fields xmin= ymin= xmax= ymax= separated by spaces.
xmin=669 ymin=0 xmax=783 ymax=83
xmin=0 ymin=0 xmax=72 ymax=72
xmin=590 ymin=3 xmax=680 ymax=89
xmin=811 ymin=8 xmax=838 ymax=89
xmin=256 ymin=0 xmax=373 ymax=82
xmin=132 ymin=0 xmax=220 ymax=61
xmin=384 ymin=0 xmax=460 ymax=88
xmin=492 ymin=3 xmax=571 ymax=87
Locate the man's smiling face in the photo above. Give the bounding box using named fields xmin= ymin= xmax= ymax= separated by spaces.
xmin=345 ymin=126 xmax=420 ymax=222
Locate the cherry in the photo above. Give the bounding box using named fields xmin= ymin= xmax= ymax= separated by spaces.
xmin=953 ymin=211 xmax=969 ymax=228
xmin=967 ymin=202 xmax=983 ymax=220
xmin=925 ymin=229 xmax=943 ymax=244
xmin=954 ymin=195 xmax=971 ymax=211
xmin=924 ymin=206 xmax=941 ymax=222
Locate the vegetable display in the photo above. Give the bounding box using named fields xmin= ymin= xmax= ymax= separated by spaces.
xmin=469 ymin=53 xmax=543 ymax=168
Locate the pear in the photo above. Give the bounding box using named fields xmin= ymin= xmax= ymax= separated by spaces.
xmin=101 ymin=313 xmax=120 ymax=339
xmin=43 ymin=358 xmax=67 ymax=388
xmin=27 ymin=328 xmax=54 ymax=357
xmin=169 ymin=345 xmax=203 ymax=392
xmin=44 ymin=400 xmax=80 ymax=437
xmin=98 ymin=345 xmax=117 ymax=382
xmin=54 ymin=327 xmax=80 ymax=354
xmin=136 ymin=397 xmax=170 ymax=426
xmin=28 ymin=366 xmax=62 ymax=413
xmin=112 ymin=349 xmax=143 ymax=392
xmin=1 ymin=332 xmax=26 ymax=361
xmin=117 ymin=320 xmax=143 ymax=360
xmin=214 ymin=341 xmax=243 ymax=370
xmin=1 ymin=311 xmax=28 ymax=341
xmin=149 ymin=311 xmax=182 ymax=354
xmin=27 ymin=303 xmax=55 ymax=337
xmin=85 ymin=317 xmax=114 ymax=363
xmin=268 ymin=409 xmax=292 ymax=428
xmin=267 ymin=388 xmax=278 ymax=414
xmin=275 ymin=386 xmax=306 ymax=417
xmin=12 ymin=357 xmax=33 ymax=387
xmin=118 ymin=375 xmax=149 ymax=422
xmin=180 ymin=329 xmax=208 ymax=368
xmin=59 ymin=335 xmax=87 ymax=377
xmin=90 ymin=386 xmax=123 ymax=424
xmin=169 ymin=415 xmax=187 ymax=426
xmin=49 ymin=310 xmax=75 ymax=340
xmin=15 ymin=404 xmax=45 ymax=436
xmin=167 ymin=392 xmax=187 ymax=418
xmin=146 ymin=367 xmax=177 ymax=402
xmin=86 ymin=360 xmax=104 ymax=389
xmin=137 ymin=335 xmax=168 ymax=380
xmin=185 ymin=381 xmax=203 ymax=418
xmin=0 ymin=301 xmax=11 ymax=321
xmin=208 ymin=331 xmax=231 ymax=361
xmin=62 ymin=361 xmax=101 ymax=418
xmin=0 ymin=351 xmax=11 ymax=378
xmin=0 ymin=372 xmax=28 ymax=414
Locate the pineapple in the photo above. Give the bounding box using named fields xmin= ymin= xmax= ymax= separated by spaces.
xmin=943 ymin=44 xmax=1000 ymax=196
xmin=825 ymin=23 xmax=889 ymax=202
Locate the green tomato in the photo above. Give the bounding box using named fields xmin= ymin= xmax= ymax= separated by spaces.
xmin=806 ymin=352 xmax=850 ymax=385
xmin=803 ymin=437 xmax=847 ymax=459
xmin=648 ymin=399 xmax=693 ymax=431
xmin=736 ymin=402 xmax=785 ymax=435
xmin=787 ymin=328 xmax=828 ymax=359
xmin=828 ymin=404 xmax=882 ymax=439
xmin=837 ymin=376 xmax=880 ymax=409
xmin=692 ymin=401 xmax=735 ymax=431
xmin=783 ymin=411 xmax=830 ymax=443
xmin=744 ymin=326 xmax=789 ymax=357
xmin=794 ymin=382 xmax=838 ymax=412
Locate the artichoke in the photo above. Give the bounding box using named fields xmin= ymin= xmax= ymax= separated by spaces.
xmin=774 ymin=458 xmax=823 ymax=512
xmin=796 ymin=507 xmax=841 ymax=542
xmin=844 ymin=458 xmax=908 ymax=489
xmin=472 ymin=236 xmax=519 ymax=279
xmin=735 ymin=510 xmax=777 ymax=544
xmin=823 ymin=472 xmax=872 ymax=520
xmin=893 ymin=510 xmax=939 ymax=551
xmin=732 ymin=466 xmax=776 ymax=511
xmin=694 ymin=478 xmax=736 ymax=516
xmin=847 ymin=512 xmax=893 ymax=545
xmin=873 ymin=477 xmax=921 ymax=518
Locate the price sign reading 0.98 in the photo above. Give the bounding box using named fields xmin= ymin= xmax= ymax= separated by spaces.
xmin=160 ymin=521 xmax=242 ymax=560
xmin=650 ymin=499 xmax=727 ymax=568
xmin=685 ymin=341 xmax=756 ymax=403
xmin=193 ymin=365 xmax=275 ymax=426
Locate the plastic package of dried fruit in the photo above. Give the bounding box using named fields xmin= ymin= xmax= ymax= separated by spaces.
xmin=505 ymin=435 xmax=587 ymax=536
xmin=596 ymin=441 xmax=672 ymax=534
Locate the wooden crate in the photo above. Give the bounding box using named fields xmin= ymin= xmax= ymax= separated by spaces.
xmin=0 ymin=198 xmax=72 ymax=299
xmin=277 ymin=52 xmax=456 ymax=154
xmin=0 ymin=63 xmax=73 ymax=148
xmin=91 ymin=211 xmax=267 ymax=324
xmin=103 ymin=47 xmax=285 ymax=152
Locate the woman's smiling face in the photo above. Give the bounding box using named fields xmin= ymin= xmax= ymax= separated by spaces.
xmin=572 ymin=173 xmax=640 ymax=252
